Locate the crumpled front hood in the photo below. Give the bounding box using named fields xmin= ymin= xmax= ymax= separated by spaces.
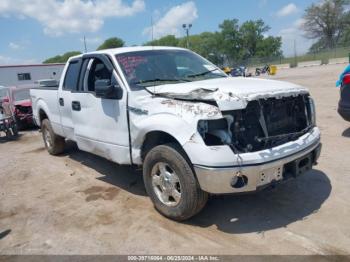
xmin=146 ymin=77 xmax=309 ymax=110
xmin=14 ymin=100 xmax=32 ymax=107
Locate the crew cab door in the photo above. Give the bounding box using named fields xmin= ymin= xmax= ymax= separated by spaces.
xmin=58 ymin=58 xmax=82 ymax=140
xmin=70 ymin=54 xmax=131 ymax=164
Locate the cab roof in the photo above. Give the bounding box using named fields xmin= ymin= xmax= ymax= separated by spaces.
xmin=70 ymin=46 xmax=188 ymax=61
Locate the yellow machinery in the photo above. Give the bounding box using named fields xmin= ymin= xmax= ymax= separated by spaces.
xmin=269 ymin=65 xmax=277 ymax=75
xmin=222 ymin=67 xmax=232 ymax=74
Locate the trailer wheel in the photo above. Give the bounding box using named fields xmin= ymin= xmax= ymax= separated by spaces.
xmin=41 ymin=119 xmax=65 ymax=155
xmin=5 ymin=125 xmax=18 ymax=139
xmin=143 ymin=143 xmax=208 ymax=221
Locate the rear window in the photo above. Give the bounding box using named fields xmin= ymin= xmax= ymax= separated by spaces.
xmin=14 ymin=89 xmax=30 ymax=101
xmin=63 ymin=60 xmax=81 ymax=91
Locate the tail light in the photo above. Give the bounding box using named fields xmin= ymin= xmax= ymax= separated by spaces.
xmin=342 ymin=74 xmax=350 ymax=85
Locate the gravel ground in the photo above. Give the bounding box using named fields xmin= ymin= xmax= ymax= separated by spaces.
xmin=0 ymin=64 xmax=349 ymax=255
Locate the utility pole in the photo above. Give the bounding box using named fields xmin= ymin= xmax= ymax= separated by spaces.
xmin=293 ymin=39 xmax=297 ymax=66
xmin=151 ymin=15 xmax=154 ymax=43
xmin=182 ymin=24 xmax=192 ymax=49
xmin=83 ymin=35 xmax=87 ymax=53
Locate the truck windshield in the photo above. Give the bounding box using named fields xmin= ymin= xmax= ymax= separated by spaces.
xmin=115 ymin=50 xmax=227 ymax=90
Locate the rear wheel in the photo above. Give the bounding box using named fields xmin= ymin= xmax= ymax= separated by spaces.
xmin=41 ymin=119 xmax=65 ymax=155
xmin=143 ymin=143 xmax=208 ymax=221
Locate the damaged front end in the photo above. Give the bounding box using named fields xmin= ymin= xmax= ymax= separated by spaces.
xmin=197 ymin=94 xmax=316 ymax=153
xmin=143 ymin=78 xmax=320 ymax=194
xmin=14 ymin=104 xmax=33 ymax=127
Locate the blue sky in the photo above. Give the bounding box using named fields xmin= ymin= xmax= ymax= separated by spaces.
xmin=0 ymin=0 xmax=318 ymax=65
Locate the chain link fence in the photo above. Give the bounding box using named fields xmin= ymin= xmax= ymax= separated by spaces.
xmin=238 ymin=46 xmax=350 ymax=69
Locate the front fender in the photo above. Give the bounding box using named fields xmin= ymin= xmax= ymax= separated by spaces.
xmin=128 ymin=91 xmax=223 ymax=164
xmin=130 ymin=113 xmax=198 ymax=164
xmin=131 ymin=113 xmax=195 ymax=148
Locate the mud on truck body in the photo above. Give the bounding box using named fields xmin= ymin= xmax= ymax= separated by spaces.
xmin=31 ymin=47 xmax=321 ymax=221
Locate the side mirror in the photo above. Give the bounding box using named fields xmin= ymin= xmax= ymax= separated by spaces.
xmin=95 ymin=79 xmax=123 ymax=100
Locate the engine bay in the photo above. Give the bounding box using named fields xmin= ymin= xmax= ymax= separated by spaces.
xmin=198 ymin=94 xmax=314 ymax=153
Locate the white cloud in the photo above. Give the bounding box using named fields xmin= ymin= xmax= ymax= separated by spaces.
xmin=276 ymin=3 xmax=298 ymax=17
xmin=8 ymin=42 xmax=21 ymax=50
xmin=0 ymin=0 xmax=145 ymax=36
xmin=143 ymin=1 xmax=198 ymax=40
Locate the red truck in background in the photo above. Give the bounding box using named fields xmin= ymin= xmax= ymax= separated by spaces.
xmin=1 ymin=86 xmax=34 ymax=129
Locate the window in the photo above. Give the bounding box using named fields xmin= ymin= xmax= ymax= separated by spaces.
xmin=17 ymin=73 xmax=31 ymax=81
xmin=63 ymin=60 xmax=81 ymax=91
xmin=86 ymin=58 xmax=112 ymax=92
xmin=115 ymin=50 xmax=226 ymax=90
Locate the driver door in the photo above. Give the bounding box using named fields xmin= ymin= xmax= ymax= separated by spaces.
xmin=71 ymin=55 xmax=130 ymax=164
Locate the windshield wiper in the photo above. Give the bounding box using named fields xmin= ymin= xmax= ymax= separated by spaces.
xmin=132 ymin=78 xmax=191 ymax=85
xmin=187 ymin=68 xmax=226 ymax=78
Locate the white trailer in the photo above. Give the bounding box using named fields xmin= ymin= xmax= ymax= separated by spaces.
xmin=0 ymin=63 xmax=65 ymax=87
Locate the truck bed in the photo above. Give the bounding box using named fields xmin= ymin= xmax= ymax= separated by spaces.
xmin=30 ymin=88 xmax=62 ymax=135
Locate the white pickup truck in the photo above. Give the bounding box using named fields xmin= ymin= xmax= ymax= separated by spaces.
xmin=31 ymin=47 xmax=321 ymax=220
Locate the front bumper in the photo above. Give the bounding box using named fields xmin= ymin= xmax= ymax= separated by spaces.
xmin=194 ymin=141 xmax=321 ymax=194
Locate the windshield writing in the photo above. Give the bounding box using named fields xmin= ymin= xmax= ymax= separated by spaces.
xmin=116 ymin=50 xmax=226 ymax=90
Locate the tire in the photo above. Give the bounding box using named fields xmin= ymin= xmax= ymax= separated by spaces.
xmin=15 ymin=118 xmax=24 ymax=131
xmin=143 ymin=143 xmax=208 ymax=221
xmin=41 ymin=119 xmax=65 ymax=155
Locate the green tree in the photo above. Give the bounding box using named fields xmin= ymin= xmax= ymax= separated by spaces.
xmin=184 ymin=32 xmax=223 ymax=65
xmin=43 ymin=51 xmax=82 ymax=63
xmin=218 ymin=19 xmax=241 ymax=64
xmin=144 ymin=18 xmax=283 ymax=66
xmin=216 ymin=19 xmax=282 ymax=65
xmin=239 ymin=19 xmax=270 ymax=59
xmin=256 ymin=36 xmax=283 ymax=58
xmin=303 ymin=0 xmax=350 ymax=49
xmin=97 ymin=37 xmax=125 ymax=50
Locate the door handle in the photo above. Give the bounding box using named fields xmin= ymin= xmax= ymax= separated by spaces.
xmin=59 ymin=98 xmax=64 ymax=106
xmin=72 ymin=101 xmax=81 ymax=111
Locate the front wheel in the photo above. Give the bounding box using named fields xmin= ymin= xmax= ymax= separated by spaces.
xmin=143 ymin=143 xmax=208 ymax=221
xmin=41 ymin=119 xmax=65 ymax=155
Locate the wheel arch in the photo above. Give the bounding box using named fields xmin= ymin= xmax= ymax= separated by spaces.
xmin=38 ymin=108 xmax=49 ymax=125
xmin=140 ymin=131 xmax=184 ymax=162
